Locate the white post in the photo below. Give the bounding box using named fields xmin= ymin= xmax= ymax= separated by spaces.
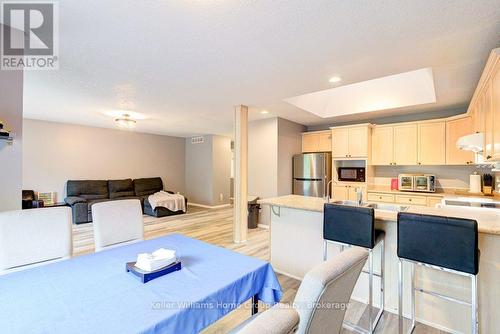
xmin=233 ymin=105 xmax=248 ymax=243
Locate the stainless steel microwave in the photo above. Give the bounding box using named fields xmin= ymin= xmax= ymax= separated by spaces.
xmin=398 ymin=174 xmax=436 ymax=192
xmin=338 ymin=167 xmax=365 ymax=182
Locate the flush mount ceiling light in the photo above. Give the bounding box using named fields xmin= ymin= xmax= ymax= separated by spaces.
xmin=103 ymin=110 xmax=148 ymax=120
xmin=260 ymin=110 xmax=269 ymax=114
xmin=328 ymin=76 xmax=342 ymax=83
xmin=115 ymin=114 xmax=137 ymax=129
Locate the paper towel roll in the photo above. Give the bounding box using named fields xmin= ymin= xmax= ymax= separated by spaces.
xmin=469 ymin=174 xmax=481 ymax=193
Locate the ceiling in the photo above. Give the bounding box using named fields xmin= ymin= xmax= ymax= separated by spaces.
xmin=20 ymin=0 xmax=500 ymax=137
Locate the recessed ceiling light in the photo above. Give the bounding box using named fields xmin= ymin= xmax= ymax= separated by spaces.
xmin=329 ymin=76 xmax=342 ymax=83
xmin=260 ymin=110 xmax=269 ymax=114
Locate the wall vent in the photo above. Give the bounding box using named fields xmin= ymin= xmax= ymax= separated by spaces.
xmin=191 ymin=136 xmax=205 ymax=144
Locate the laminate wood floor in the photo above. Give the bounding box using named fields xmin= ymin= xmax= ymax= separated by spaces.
xmin=72 ymin=205 xmax=446 ymax=334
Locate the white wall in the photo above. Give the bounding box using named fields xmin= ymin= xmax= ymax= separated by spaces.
xmin=22 ymin=119 xmax=186 ymax=201
xmin=0 ymin=66 xmax=23 ymax=211
xmin=185 ymin=134 xmax=231 ymax=206
xmin=248 ymin=117 xmax=305 ymax=225
xmin=278 ymin=118 xmax=306 ymax=195
xmin=248 ymin=118 xmax=279 ymax=198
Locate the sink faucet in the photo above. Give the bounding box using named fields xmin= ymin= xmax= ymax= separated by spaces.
xmin=325 ymin=180 xmax=333 ymax=202
xmin=356 ymin=187 xmax=363 ymax=205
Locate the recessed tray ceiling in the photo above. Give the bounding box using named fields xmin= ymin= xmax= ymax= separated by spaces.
xmin=285 ymin=68 xmax=436 ymax=118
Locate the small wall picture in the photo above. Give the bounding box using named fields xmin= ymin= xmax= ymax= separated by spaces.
xmin=37 ymin=192 xmax=56 ymax=206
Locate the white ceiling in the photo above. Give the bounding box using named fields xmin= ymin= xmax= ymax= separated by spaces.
xmin=285 ymin=68 xmax=437 ymax=118
xmin=20 ymin=0 xmax=500 ymax=137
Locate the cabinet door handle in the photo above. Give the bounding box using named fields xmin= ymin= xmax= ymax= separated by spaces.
xmin=409 ymin=198 xmax=412 ymax=202
xmin=487 ymin=155 xmax=492 ymax=160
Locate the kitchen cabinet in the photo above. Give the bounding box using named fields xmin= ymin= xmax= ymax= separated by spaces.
xmin=371 ymin=127 xmax=393 ymax=165
xmin=395 ymin=194 xmax=427 ymax=206
xmin=331 ymin=128 xmax=349 ymax=157
xmin=492 ymin=64 xmax=500 ymax=160
xmin=318 ymin=132 xmax=332 ymax=152
xmin=446 ymin=117 xmax=475 ymax=165
xmin=367 ymin=191 xmax=444 ymax=207
xmin=417 ymin=122 xmax=446 ymax=165
xmin=394 ymin=124 xmax=418 ymax=165
xmin=427 ymin=197 xmax=443 ymax=207
xmin=371 ymin=124 xmax=418 ymax=166
xmin=367 ymin=192 xmax=395 ymax=203
xmin=332 ymin=185 xmax=366 ymax=201
xmin=302 ymin=131 xmax=331 ymax=153
xmin=332 ymin=125 xmax=370 ymax=158
xmin=484 ymin=83 xmax=494 ymax=160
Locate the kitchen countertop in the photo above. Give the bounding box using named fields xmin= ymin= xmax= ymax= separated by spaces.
xmin=368 ymin=185 xmax=500 ymax=200
xmin=258 ymin=195 xmax=500 ymax=235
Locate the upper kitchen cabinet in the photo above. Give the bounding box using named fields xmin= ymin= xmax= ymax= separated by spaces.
xmin=446 ymin=117 xmax=475 ymax=165
xmin=492 ymin=58 xmax=500 ymax=160
xmin=302 ymin=130 xmax=331 ymax=153
xmin=394 ymin=124 xmax=418 ymax=165
xmin=484 ymin=82 xmax=494 ymax=160
xmin=371 ymin=123 xmax=417 ymax=165
xmin=331 ymin=124 xmax=371 ymax=159
xmin=371 ymin=126 xmax=393 ymax=165
xmin=467 ymin=48 xmax=500 ymax=160
xmin=417 ymin=122 xmax=446 ymax=165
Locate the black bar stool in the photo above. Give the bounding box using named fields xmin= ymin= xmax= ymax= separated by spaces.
xmin=323 ymin=203 xmax=385 ymax=334
xmin=397 ymin=212 xmax=479 ymax=334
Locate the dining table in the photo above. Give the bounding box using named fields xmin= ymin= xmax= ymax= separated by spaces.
xmin=0 ymin=233 xmax=283 ymax=334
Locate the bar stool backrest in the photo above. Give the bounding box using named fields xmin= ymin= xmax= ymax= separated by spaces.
xmin=323 ymin=204 xmax=375 ymax=249
xmin=397 ymin=212 xmax=479 ymax=275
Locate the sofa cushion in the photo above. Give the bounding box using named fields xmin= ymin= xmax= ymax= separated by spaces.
xmin=134 ymin=177 xmax=163 ymax=197
xmin=109 ymin=179 xmax=135 ymax=199
xmin=67 ymin=180 xmax=109 ymax=200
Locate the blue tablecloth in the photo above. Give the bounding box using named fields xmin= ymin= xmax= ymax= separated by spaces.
xmin=0 ymin=234 xmax=282 ymax=334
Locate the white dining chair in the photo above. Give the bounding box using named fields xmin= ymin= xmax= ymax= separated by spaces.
xmin=233 ymin=246 xmax=369 ymax=334
xmin=0 ymin=207 xmax=73 ymax=275
xmin=91 ymin=199 xmax=144 ymax=252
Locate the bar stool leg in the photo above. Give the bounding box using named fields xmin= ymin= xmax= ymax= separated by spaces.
xmin=472 ymin=275 xmax=478 ymax=334
xmin=368 ymin=249 xmax=373 ymax=333
xmin=398 ymin=259 xmax=403 ymax=334
xmin=323 ymin=240 xmax=327 ymax=261
xmin=380 ymin=239 xmax=385 ymax=312
xmin=411 ymin=263 xmax=416 ymax=331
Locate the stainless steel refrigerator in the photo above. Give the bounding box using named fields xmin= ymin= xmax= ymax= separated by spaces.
xmin=292 ymin=153 xmax=332 ymax=198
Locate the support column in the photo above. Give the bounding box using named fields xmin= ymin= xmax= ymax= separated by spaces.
xmin=233 ymin=105 xmax=248 ymax=243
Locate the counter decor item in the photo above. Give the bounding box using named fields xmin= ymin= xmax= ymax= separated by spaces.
xmin=483 ymin=174 xmax=493 ymax=195
xmin=469 ymin=173 xmax=482 ymax=194
xmin=391 ymin=178 xmax=399 ymax=190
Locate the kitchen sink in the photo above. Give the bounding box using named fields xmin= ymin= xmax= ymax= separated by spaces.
xmin=329 ymin=200 xmax=370 ymax=207
xmin=366 ymin=203 xmax=409 ymax=212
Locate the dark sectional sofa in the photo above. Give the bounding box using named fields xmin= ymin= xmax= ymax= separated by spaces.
xmin=64 ymin=177 xmax=187 ymax=224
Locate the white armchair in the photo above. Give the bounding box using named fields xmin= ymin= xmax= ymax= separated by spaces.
xmin=92 ymin=199 xmax=144 ymax=252
xmin=0 ymin=207 xmax=72 ymax=275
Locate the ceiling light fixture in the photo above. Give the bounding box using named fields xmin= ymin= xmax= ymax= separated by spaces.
xmin=115 ymin=114 xmax=137 ymax=129
xmin=329 ymin=76 xmax=342 ymax=83
xmin=260 ymin=110 xmax=269 ymax=114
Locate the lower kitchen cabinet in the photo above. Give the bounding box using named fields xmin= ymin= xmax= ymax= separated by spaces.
xmin=333 ymin=185 xmax=366 ymax=201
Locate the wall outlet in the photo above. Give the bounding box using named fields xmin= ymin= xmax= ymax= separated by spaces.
xmin=219 ymin=193 xmax=224 ymax=202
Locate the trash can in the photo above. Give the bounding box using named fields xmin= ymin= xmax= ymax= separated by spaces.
xmin=247 ymin=196 xmax=260 ymax=229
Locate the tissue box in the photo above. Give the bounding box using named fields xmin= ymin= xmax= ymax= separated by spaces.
xmin=126 ymin=261 xmax=182 ymax=283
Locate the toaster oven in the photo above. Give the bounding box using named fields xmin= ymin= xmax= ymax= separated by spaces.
xmin=398 ymin=174 xmax=436 ymax=192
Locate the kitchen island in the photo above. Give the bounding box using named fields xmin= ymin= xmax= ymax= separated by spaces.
xmin=259 ymin=195 xmax=500 ymax=334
